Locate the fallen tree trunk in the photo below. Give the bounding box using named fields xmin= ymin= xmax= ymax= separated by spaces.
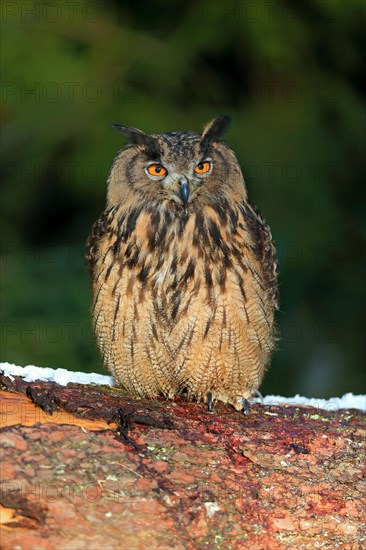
xmin=1 ymin=373 xmax=365 ymax=549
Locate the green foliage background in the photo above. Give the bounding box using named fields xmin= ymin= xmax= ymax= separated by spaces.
xmin=1 ymin=0 xmax=365 ymax=397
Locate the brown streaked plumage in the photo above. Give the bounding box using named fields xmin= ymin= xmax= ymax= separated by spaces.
xmin=86 ymin=116 xmax=278 ymax=411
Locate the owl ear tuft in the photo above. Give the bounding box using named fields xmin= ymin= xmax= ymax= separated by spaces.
xmin=111 ymin=124 xmax=161 ymax=158
xmin=201 ymin=115 xmax=231 ymax=150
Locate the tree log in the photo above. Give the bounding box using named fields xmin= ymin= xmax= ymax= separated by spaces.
xmin=1 ymin=374 xmax=365 ymax=549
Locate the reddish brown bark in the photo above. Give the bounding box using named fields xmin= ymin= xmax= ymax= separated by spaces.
xmin=1 ymin=374 xmax=365 ymax=549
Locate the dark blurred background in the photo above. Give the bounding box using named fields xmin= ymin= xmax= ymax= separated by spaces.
xmin=1 ymin=0 xmax=365 ymax=397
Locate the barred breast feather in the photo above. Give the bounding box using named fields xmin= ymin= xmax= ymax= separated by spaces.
xmin=86 ymin=192 xmax=278 ymax=410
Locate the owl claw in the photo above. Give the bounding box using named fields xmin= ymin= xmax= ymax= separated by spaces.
xmin=207 ymin=391 xmax=214 ymax=412
xmin=241 ymin=398 xmax=250 ymax=416
xmin=254 ymin=389 xmax=263 ymax=403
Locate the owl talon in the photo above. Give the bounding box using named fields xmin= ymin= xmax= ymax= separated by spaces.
xmin=241 ymin=399 xmax=250 ymax=416
xmin=207 ymin=391 xmax=214 ymax=412
xmin=254 ymin=389 xmax=263 ymax=403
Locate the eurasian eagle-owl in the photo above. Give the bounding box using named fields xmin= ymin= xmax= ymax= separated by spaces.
xmin=86 ymin=116 xmax=278 ymax=411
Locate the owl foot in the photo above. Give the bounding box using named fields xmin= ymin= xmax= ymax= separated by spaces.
xmin=207 ymin=391 xmax=214 ymax=412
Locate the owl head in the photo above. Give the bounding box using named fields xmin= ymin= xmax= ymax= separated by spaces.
xmin=107 ymin=116 xmax=247 ymax=209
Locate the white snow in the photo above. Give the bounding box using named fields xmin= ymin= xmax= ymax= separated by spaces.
xmin=0 ymin=362 xmax=365 ymax=412
xmin=253 ymin=393 xmax=366 ymax=412
xmin=204 ymin=502 xmax=221 ymax=518
xmin=0 ymin=362 xmax=113 ymax=387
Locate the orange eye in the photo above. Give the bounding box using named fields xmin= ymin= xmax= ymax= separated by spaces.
xmin=194 ymin=161 xmax=211 ymax=174
xmin=147 ymin=164 xmax=167 ymax=177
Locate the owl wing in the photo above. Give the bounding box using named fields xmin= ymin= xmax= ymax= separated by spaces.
xmin=85 ymin=209 xmax=112 ymax=279
xmin=243 ymin=200 xmax=279 ymax=310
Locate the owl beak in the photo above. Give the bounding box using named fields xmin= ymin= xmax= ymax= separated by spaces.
xmin=179 ymin=176 xmax=190 ymax=205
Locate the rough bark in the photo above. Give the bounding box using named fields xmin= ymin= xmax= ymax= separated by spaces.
xmin=0 ymin=373 xmax=365 ymax=549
